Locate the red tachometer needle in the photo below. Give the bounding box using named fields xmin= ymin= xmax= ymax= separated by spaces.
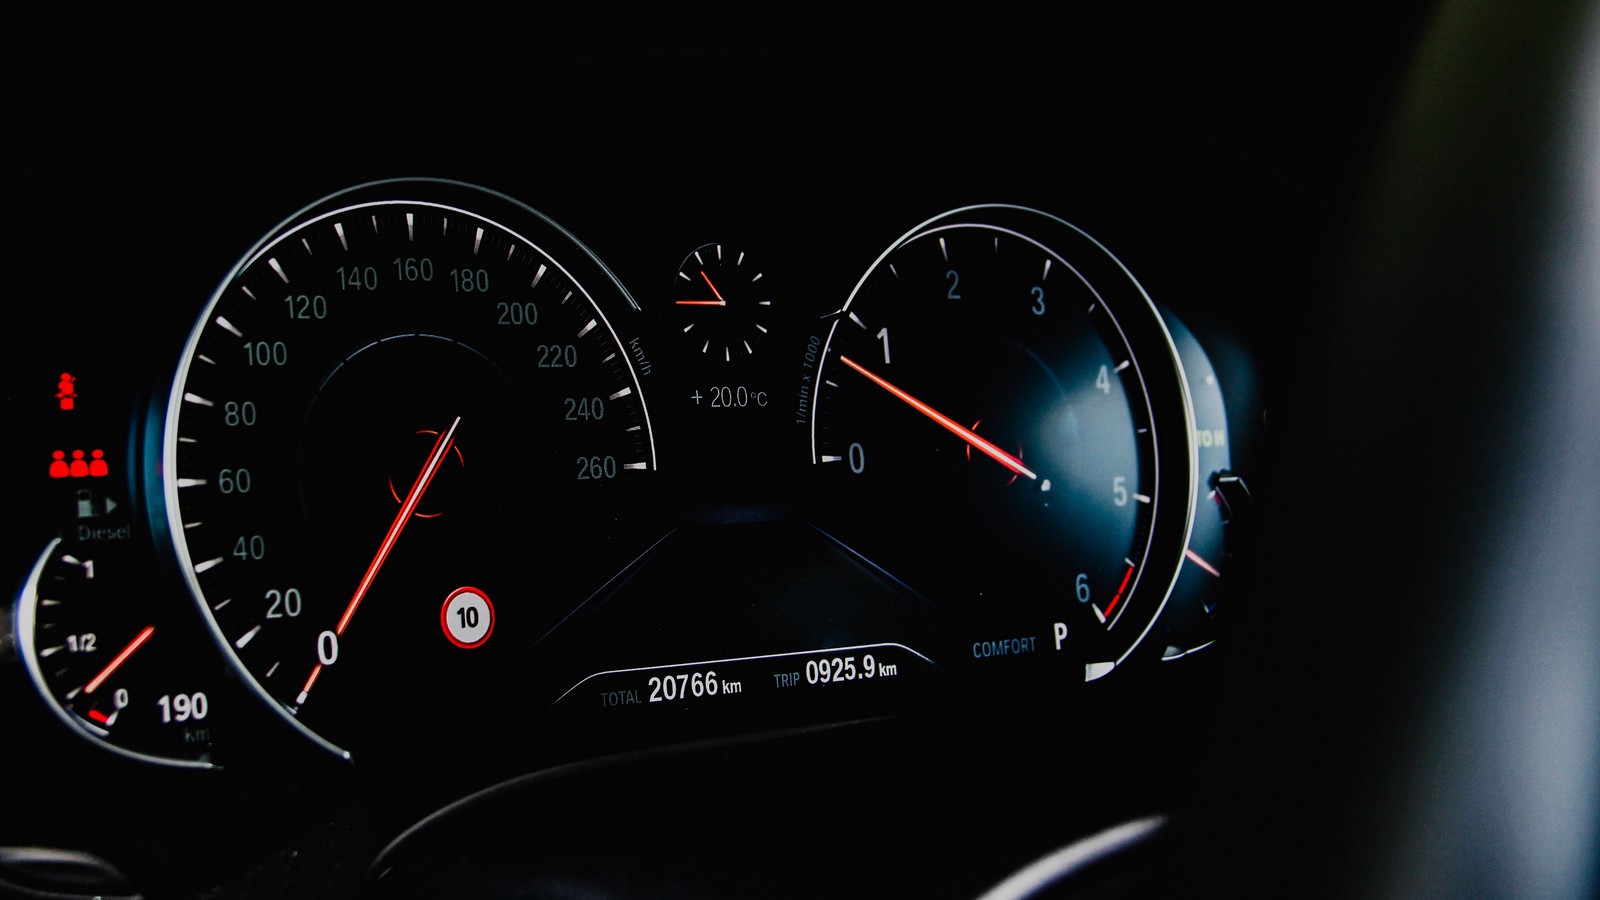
xmin=840 ymin=355 xmax=1037 ymax=480
xmin=84 ymin=625 xmax=155 ymax=695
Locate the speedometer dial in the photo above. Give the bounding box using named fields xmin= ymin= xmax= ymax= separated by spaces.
xmin=809 ymin=205 xmax=1194 ymax=679
xmin=161 ymin=179 xmax=657 ymax=759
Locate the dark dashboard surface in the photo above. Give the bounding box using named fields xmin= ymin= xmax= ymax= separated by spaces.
xmin=6 ymin=7 xmax=1599 ymax=899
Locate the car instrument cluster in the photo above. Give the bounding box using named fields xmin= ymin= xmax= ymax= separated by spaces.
xmin=12 ymin=174 xmax=1246 ymax=768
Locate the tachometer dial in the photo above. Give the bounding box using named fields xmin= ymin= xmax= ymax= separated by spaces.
xmin=161 ymin=179 xmax=657 ymax=759
xmin=809 ymin=205 xmax=1194 ymax=679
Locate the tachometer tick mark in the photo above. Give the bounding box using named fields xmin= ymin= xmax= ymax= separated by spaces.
xmin=939 ymin=237 xmax=949 ymax=260
xmin=1042 ymin=258 xmax=1052 ymax=279
xmin=1114 ymin=360 xmax=1130 ymax=373
xmin=849 ymin=312 xmax=867 ymax=330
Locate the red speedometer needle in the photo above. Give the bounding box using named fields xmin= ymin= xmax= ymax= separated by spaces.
xmin=674 ymin=270 xmax=729 ymax=306
xmin=84 ymin=625 xmax=155 ymax=695
xmin=334 ymin=416 xmax=462 ymax=636
xmin=839 ymin=355 xmax=1038 ymax=480
xmin=299 ymin=416 xmax=462 ymax=707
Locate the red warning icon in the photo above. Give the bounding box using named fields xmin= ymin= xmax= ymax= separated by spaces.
xmin=56 ymin=372 xmax=78 ymax=411
xmin=50 ymin=449 xmax=109 ymax=479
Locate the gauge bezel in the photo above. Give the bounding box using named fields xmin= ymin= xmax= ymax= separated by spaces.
xmin=156 ymin=178 xmax=656 ymax=761
xmin=809 ymin=203 xmax=1197 ymax=675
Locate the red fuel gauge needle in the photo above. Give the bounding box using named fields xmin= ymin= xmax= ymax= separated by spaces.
xmin=84 ymin=625 xmax=155 ymax=695
xmin=298 ymin=416 xmax=461 ymax=705
xmin=840 ymin=355 xmax=1038 ymax=480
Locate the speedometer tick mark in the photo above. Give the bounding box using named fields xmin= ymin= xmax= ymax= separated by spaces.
xmin=506 ymin=243 xmax=515 ymax=261
xmin=890 ymin=264 xmax=899 ymax=278
xmin=215 ymin=316 xmax=242 ymax=338
xmin=821 ymin=455 xmax=843 ymax=463
xmin=626 ymin=425 xmax=641 ymax=432
xmin=178 ymin=436 xmax=197 ymax=443
xmin=370 ymin=215 xmax=379 ymax=233
xmin=268 ymin=258 xmax=289 ymax=283
xmin=533 ymin=264 xmax=547 ymax=288
xmin=197 ymin=355 xmax=216 ymax=365
xmin=1087 ymin=303 xmax=1097 ymax=314
xmin=682 ymin=323 xmax=695 ymax=333
xmin=623 ymin=462 xmax=646 ymax=470
xmin=301 ymin=237 xmax=313 ymax=256
xmin=265 ymin=661 xmax=280 ymax=679
xmin=473 ymin=227 xmax=483 ymax=255
xmin=678 ymin=271 xmax=692 ymax=282
xmin=177 ymin=478 xmax=207 ymax=488
xmin=577 ymin=319 xmax=597 ymax=339
xmin=234 ymin=625 xmax=261 ymax=649
xmin=756 ymin=324 xmax=769 ymax=333
xmin=241 ymin=286 xmax=256 ymax=300
xmin=752 ymin=272 xmax=764 ymax=283
xmin=406 ymin=213 xmax=415 ymax=241
xmin=212 ymin=598 xmax=231 ymax=611
xmin=602 ymin=352 xmax=617 ymax=363
xmin=335 ymin=222 xmax=348 ymax=251
xmin=183 ymin=521 xmax=201 ymax=529
xmin=743 ymin=340 xmax=753 ymax=355
xmin=694 ymin=250 xmax=705 ymax=266
xmin=183 ymin=392 xmax=214 ymax=407
xmin=609 ymin=387 xmax=633 ymax=400
xmin=193 ymin=557 xmax=223 ymax=574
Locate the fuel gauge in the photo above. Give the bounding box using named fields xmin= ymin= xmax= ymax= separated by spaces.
xmin=17 ymin=537 xmax=221 ymax=767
